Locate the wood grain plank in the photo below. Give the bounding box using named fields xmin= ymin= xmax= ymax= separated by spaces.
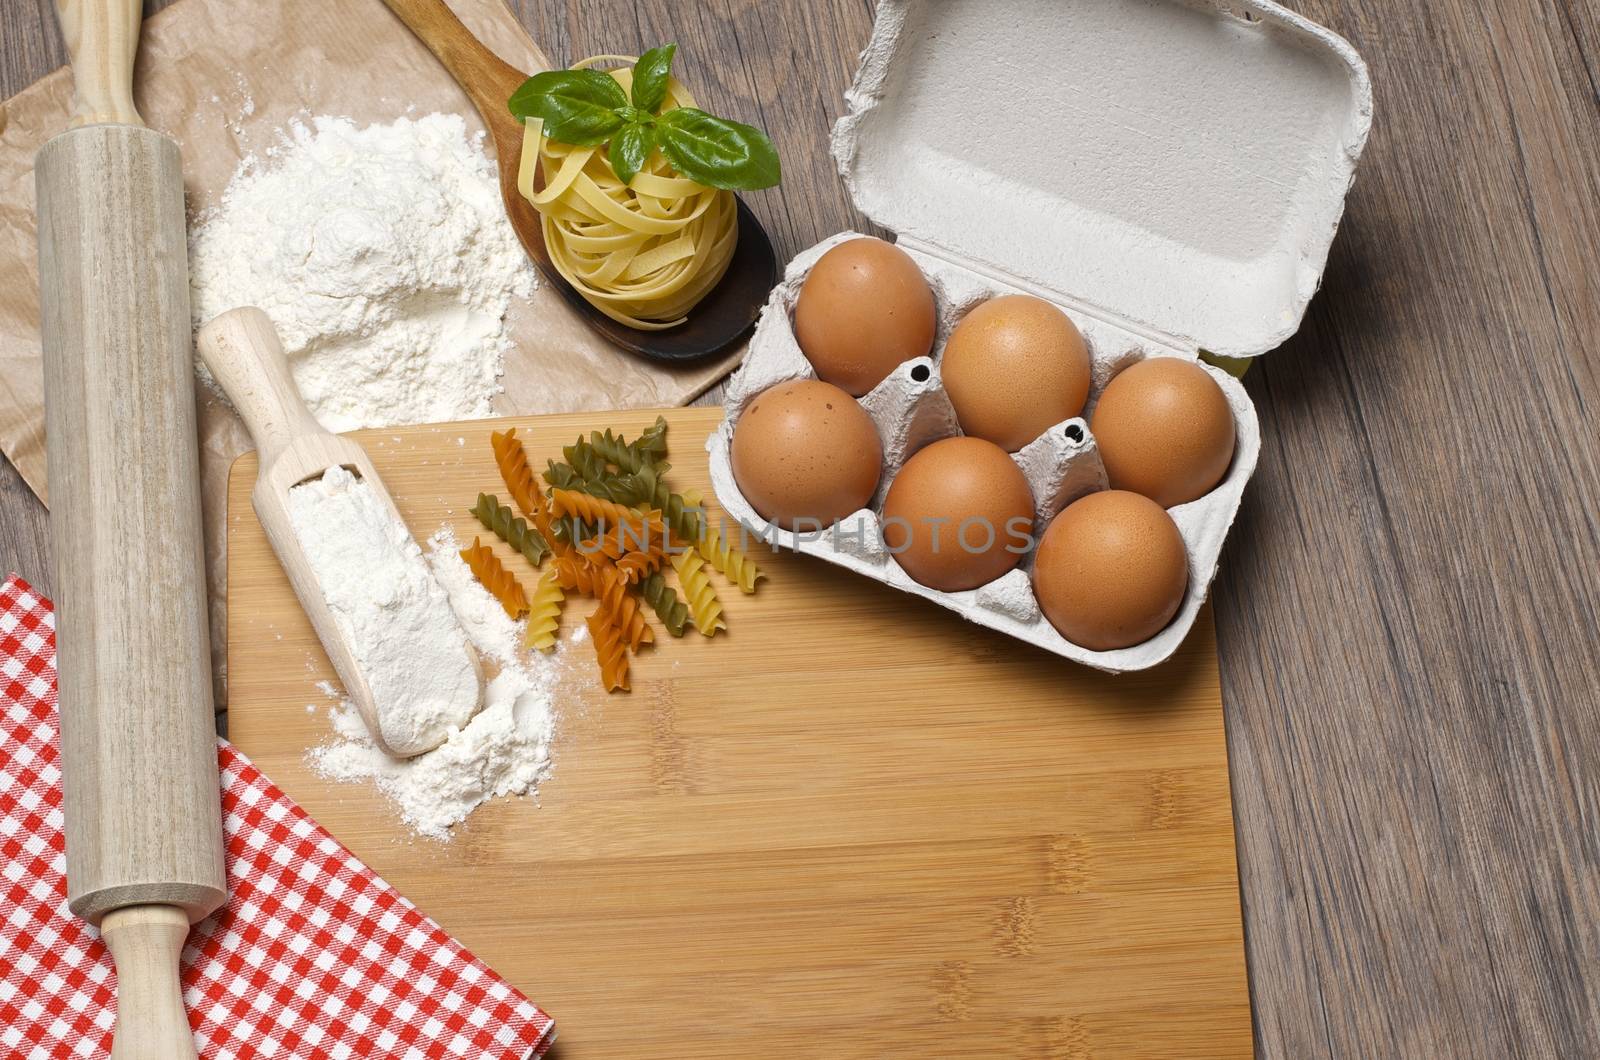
xmin=0 ymin=455 xmax=51 ymax=596
xmin=225 ymin=408 xmax=1250 ymax=1059
xmin=1213 ymin=1 xmax=1600 ymax=1056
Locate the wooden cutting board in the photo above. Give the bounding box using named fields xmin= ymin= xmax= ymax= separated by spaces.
xmin=226 ymin=406 xmax=1252 ymax=1059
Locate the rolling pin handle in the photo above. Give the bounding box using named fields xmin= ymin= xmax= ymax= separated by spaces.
xmin=56 ymin=0 xmax=145 ymax=127
xmin=197 ymin=307 xmax=326 ymax=463
xmin=100 ymin=904 xmax=199 ymax=1060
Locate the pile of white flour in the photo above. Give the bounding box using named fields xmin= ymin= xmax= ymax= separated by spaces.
xmin=286 ymin=467 xmax=479 ymax=754
xmin=310 ymin=525 xmax=558 ymax=839
xmin=190 ymin=113 xmax=535 ymax=431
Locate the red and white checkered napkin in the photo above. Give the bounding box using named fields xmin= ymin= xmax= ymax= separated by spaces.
xmin=0 ymin=574 xmax=556 ymax=1059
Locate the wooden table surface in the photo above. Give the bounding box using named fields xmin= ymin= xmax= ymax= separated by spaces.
xmin=4 ymin=2 xmax=1597 ymax=1057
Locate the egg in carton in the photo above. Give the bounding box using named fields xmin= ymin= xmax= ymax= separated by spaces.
xmin=708 ymin=0 xmax=1370 ymax=671
xmin=709 ymin=232 xmax=1262 ymax=672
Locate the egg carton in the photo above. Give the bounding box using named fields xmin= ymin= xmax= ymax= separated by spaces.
xmin=707 ymin=0 xmax=1368 ymax=671
xmin=707 ymin=232 xmax=1261 ymax=672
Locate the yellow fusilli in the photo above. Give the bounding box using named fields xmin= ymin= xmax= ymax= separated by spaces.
xmin=671 ymin=548 xmax=725 ymax=637
xmin=682 ymin=489 xmax=763 ymax=594
xmin=524 ymin=568 xmax=564 ymax=653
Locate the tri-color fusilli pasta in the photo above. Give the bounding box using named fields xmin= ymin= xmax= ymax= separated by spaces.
xmin=586 ymin=418 xmax=668 ymax=474
xmin=547 ymin=444 xmax=634 ymax=503
xmin=472 ymin=492 xmax=550 ymax=568
xmin=558 ymin=437 xmax=617 ymax=486
xmin=551 ymin=554 xmax=651 ymax=649
xmin=671 ymin=548 xmax=725 ymax=637
xmin=639 ymin=571 xmax=690 ymax=637
xmin=597 ymin=570 xmax=653 ymax=650
xmin=682 ymin=489 xmax=763 ymax=594
xmin=523 ymin=567 xmax=564 ymax=652
xmin=550 ymin=489 xmax=657 ymax=540
xmin=616 ymin=549 xmax=664 ymax=583
xmin=586 ymin=605 xmax=630 ymax=693
xmin=490 ymin=428 xmax=543 ymax=519
xmin=474 ymin=414 xmax=763 ymax=690
xmin=460 ymin=536 xmax=529 ymax=619
xmin=617 ymin=463 xmax=700 ymax=546
xmin=552 ymin=552 xmax=612 ymax=596
xmin=580 ymin=511 xmax=667 ymax=560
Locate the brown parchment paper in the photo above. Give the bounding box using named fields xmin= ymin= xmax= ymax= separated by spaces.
xmin=0 ymin=0 xmax=745 ymax=699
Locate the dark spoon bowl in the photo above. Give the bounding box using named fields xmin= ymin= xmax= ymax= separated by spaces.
xmin=510 ymin=191 xmax=779 ymax=363
xmin=383 ymin=0 xmax=780 ymax=363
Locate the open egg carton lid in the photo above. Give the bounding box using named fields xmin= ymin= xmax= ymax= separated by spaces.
xmin=831 ymin=0 xmax=1372 ymax=359
xmin=707 ymin=0 xmax=1369 ymax=671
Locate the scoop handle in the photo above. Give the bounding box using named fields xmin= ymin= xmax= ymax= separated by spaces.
xmin=56 ymin=0 xmax=144 ymax=127
xmin=197 ymin=308 xmax=326 ymax=463
xmin=102 ymin=905 xmax=197 ymax=1059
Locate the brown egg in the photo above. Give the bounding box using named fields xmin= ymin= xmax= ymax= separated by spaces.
xmin=731 ymin=379 xmax=883 ymax=529
xmin=793 ymin=237 xmax=937 ymax=396
xmin=1090 ymin=357 xmax=1235 ymax=508
xmin=881 ymin=437 xmax=1034 ymax=592
xmin=1032 ymin=490 xmax=1188 ymax=651
xmin=940 ymin=294 xmax=1091 ymax=452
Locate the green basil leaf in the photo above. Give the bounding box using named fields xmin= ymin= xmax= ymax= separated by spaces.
xmin=656 ymin=107 xmax=781 ymax=190
xmin=631 ymin=43 xmax=677 ymax=114
xmin=508 ymin=69 xmax=628 ymax=146
xmin=609 ymin=122 xmax=655 ymax=187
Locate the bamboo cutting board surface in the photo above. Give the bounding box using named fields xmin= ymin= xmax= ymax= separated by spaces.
xmin=225 ymin=406 xmax=1252 ymax=1058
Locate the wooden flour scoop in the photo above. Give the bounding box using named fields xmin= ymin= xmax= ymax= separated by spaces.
xmin=197 ymin=308 xmax=484 ymax=758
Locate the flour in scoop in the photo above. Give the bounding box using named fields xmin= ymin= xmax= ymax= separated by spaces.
xmin=190 ymin=113 xmax=535 ymax=431
xmin=310 ymin=526 xmax=560 ymax=839
xmin=287 ymin=467 xmax=479 ymax=753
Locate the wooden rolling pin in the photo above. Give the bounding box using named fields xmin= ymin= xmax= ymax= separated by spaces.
xmin=34 ymin=2 xmax=226 ymax=1058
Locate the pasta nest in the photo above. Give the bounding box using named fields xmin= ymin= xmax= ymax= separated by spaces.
xmin=517 ymin=56 xmax=738 ymax=330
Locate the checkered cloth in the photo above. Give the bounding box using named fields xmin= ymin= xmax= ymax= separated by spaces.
xmin=0 ymin=574 xmax=556 ymax=1059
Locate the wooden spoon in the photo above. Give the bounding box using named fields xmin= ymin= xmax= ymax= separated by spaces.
xmin=197 ymin=308 xmax=486 ymax=759
xmin=379 ymin=0 xmax=778 ymax=362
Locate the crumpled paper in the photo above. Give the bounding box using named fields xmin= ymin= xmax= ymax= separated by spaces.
xmin=0 ymin=0 xmax=744 ymax=700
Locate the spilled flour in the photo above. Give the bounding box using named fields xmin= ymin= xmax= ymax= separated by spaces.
xmin=189 ymin=113 xmax=535 ymax=431
xmin=310 ymin=526 xmax=558 ymax=839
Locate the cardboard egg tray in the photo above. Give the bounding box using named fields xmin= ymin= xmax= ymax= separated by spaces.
xmin=708 ymin=0 xmax=1371 ymax=671
xmin=708 ymin=233 xmax=1260 ymax=672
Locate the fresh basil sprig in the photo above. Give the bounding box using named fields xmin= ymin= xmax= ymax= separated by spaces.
xmin=655 ymin=107 xmax=780 ymax=192
xmin=509 ymin=43 xmax=780 ymax=191
xmin=507 ymin=68 xmax=627 ymax=146
xmin=630 ymin=43 xmax=676 ymax=114
xmin=608 ymin=122 xmax=655 ymax=188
